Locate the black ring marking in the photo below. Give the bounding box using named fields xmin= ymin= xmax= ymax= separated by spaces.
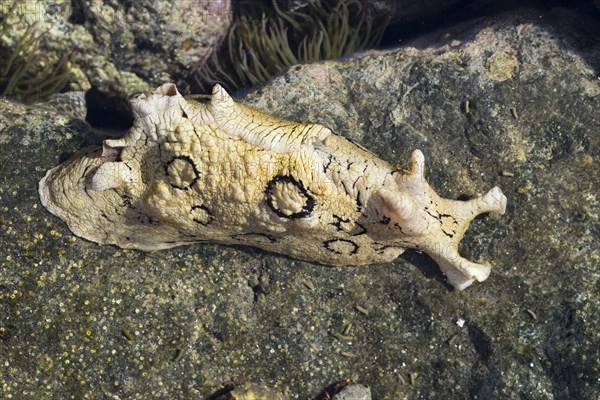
xmin=322 ymin=154 xmax=334 ymax=174
xmin=120 ymin=194 xmax=134 ymax=209
xmin=424 ymin=207 xmax=459 ymax=225
xmin=356 ymin=192 xmax=364 ymax=212
xmin=331 ymin=215 xmax=367 ymax=236
xmin=323 ymin=239 xmax=359 ymax=255
xmin=331 ymin=215 xmax=350 ymax=231
xmin=265 ymin=175 xmax=315 ymax=219
xmin=165 ymin=155 xmax=200 ymax=190
xmin=424 ymin=208 xmax=458 ymax=238
xmin=393 ymin=223 xmax=404 ymax=233
xmin=190 ymin=204 xmax=213 ymax=225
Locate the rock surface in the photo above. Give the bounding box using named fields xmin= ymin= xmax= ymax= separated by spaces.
xmin=1 ymin=8 xmax=599 ymax=400
xmin=1 ymin=0 xmax=231 ymax=96
xmin=332 ymin=384 xmax=372 ymax=400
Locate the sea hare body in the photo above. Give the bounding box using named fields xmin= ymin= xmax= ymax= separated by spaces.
xmin=39 ymin=83 xmax=507 ymax=290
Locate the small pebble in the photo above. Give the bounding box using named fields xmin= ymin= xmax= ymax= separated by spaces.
xmin=332 ymin=384 xmax=371 ymax=400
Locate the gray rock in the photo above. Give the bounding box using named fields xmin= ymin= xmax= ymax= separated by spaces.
xmin=1 ymin=0 xmax=231 ymax=96
xmin=71 ymin=0 xmax=232 ymax=92
xmin=1 ymin=8 xmax=599 ymax=400
xmin=37 ymin=92 xmax=87 ymax=121
xmin=332 ymin=384 xmax=371 ymax=400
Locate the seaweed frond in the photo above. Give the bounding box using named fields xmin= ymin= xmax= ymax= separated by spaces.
xmin=0 ymin=2 xmax=71 ymax=103
xmin=193 ymin=0 xmax=389 ymax=92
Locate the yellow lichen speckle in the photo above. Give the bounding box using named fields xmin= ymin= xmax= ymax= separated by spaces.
xmin=487 ymin=52 xmax=518 ymax=81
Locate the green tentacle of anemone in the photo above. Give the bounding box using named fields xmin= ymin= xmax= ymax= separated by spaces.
xmin=193 ymin=0 xmax=389 ymax=92
xmin=0 ymin=2 xmax=71 ymax=104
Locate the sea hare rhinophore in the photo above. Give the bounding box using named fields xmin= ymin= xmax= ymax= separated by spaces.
xmin=39 ymin=83 xmax=507 ymax=290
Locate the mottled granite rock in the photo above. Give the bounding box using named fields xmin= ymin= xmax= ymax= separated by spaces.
xmin=1 ymin=8 xmax=599 ymax=400
xmin=2 ymin=0 xmax=231 ymax=96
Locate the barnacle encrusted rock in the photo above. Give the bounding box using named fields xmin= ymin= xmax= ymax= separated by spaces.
xmin=39 ymin=83 xmax=507 ymax=290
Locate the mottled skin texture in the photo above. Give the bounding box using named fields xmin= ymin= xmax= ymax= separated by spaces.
xmin=39 ymin=83 xmax=507 ymax=290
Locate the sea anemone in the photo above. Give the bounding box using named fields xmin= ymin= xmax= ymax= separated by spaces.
xmin=193 ymin=0 xmax=389 ymax=92
xmin=0 ymin=2 xmax=71 ymax=103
